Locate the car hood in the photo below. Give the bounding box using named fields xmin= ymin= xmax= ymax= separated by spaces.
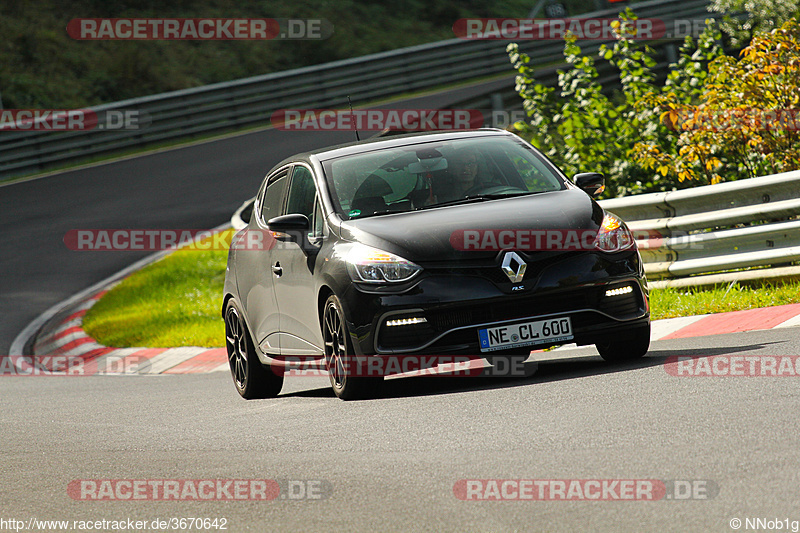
xmin=338 ymin=189 xmax=606 ymax=262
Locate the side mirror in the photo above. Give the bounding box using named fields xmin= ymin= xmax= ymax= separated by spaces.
xmin=573 ymin=173 xmax=605 ymax=198
xmin=267 ymin=213 xmax=309 ymax=242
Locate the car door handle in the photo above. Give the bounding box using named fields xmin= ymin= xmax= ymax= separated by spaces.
xmin=272 ymin=262 xmax=282 ymax=277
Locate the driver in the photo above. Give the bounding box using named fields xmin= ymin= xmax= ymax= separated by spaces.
xmin=439 ymin=148 xmax=485 ymax=201
xmin=408 ymin=148 xmax=486 ymax=206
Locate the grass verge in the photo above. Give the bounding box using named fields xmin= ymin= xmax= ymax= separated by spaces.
xmin=649 ymin=281 xmax=800 ymax=319
xmin=82 ymin=245 xmax=229 ymax=348
xmin=83 ymin=245 xmax=800 ymax=348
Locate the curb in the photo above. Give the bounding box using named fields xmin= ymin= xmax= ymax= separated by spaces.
xmin=28 ymin=286 xmax=228 ymax=375
xmin=649 ymin=304 xmax=800 ymax=340
xmin=9 ymin=222 xmax=232 ymax=376
xmin=547 ymin=303 xmax=800 ymax=355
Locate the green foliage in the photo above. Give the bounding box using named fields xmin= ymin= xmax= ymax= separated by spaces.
xmin=509 ymin=9 xmax=671 ymax=196
xmin=708 ymin=0 xmax=800 ymax=48
xmin=0 ymin=0 xmax=540 ymax=109
xmin=634 ymin=19 xmax=800 ymax=183
xmin=509 ymin=9 xmax=800 ymax=196
xmin=651 ymin=280 xmax=800 ymax=320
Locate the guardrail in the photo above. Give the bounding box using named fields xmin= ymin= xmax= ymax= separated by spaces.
xmin=0 ymin=0 xmax=712 ymax=179
xmin=599 ymin=170 xmax=800 ymax=282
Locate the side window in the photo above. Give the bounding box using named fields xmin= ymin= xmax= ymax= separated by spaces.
xmin=259 ymin=171 xmax=289 ymax=225
xmin=285 ymin=166 xmax=317 ymax=220
xmin=250 ymin=180 xmax=268 ymax=225
xmin=312 ymin=198 xmax=324 ymax=238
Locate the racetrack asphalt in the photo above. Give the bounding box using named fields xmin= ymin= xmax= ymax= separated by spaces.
xmin=2 ymin=328 xmax=800 ymax=531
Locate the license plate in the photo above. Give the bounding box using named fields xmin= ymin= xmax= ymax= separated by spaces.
xmin=478 ymin=317 xmax=573 ymax=352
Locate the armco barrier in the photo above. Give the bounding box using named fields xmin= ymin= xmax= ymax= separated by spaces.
xmin=0 ymin=0 xmax=712 ymax=179
xmin=600 ymin=170 xmax=800 ymax=279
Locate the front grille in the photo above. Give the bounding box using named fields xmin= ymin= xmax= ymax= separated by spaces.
xmin=427 ymin=288 xmax=593 ymax=332
xmin=429 ymin=308 xmax=480 ymax=331
xmin=425 ymin=251 xmax=581 ymax=285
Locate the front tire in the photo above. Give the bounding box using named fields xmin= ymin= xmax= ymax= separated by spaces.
xmin=596 ymin=324 xmax=651 ymax=362
xmin=225 ymin=299 xmax=283 ymax=399
xmin=322 ymin=295 xmax=381 ymax=400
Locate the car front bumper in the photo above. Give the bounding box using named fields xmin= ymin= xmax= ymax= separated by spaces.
xmin=340 ymin=250 xmax=650 ymax=356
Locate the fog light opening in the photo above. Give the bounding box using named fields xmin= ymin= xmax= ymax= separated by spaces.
xmin=605 ymin=285 xmax=634 ymax=298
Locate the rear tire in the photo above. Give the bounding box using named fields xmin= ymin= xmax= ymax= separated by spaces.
xmin=596 ymin=324 xmax=651 ymax=362
xmin=322 ymin=295 xmax=381 ymax=400
xmin=225 ymin=299 xmax=283 ymax=399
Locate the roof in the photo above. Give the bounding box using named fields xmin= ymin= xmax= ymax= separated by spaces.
xmin=268 ymin=128 xmax=514 ymax=171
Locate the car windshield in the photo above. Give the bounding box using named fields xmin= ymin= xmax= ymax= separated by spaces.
xmin=321 ymin=136 xmax=566 ymax=220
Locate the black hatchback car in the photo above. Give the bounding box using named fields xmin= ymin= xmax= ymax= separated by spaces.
xmin=223 ymin=129 xmax=650 ymax=400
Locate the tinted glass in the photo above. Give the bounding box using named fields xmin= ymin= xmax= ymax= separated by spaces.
xmin=321 ymin=136 xmax=565 ymax=220
xmin=285 ymin=165 xmax=317 ymax=220
xmin=260 ymin=172 xmax=289 ymax=225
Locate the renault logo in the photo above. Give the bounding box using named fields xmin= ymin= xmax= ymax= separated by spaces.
xmin=501 ymin=251 xmax=527 ymax=283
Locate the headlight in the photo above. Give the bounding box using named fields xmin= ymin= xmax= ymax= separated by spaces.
xmin=594 ymin=212 xmax=635 ymax=252
xmin=346 ymin=244 xmax=422 ymax=283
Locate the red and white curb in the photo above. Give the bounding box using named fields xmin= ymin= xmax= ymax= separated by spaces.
xmin=28 ymin=289 xmax=800 ymax=375
xmin=8 ymin=222 xmax=233 ymax=376
xmin=546 ymin=303 xmax=800 ymax=355
xmin=651 ymin=304 xmax=800 ymax=339
xmin=29 ymin=289 xmax=228 ymax=375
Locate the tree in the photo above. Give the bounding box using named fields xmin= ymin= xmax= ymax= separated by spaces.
xmin=633 ymin=19 xmax=800 ymax=182
xmin=708 ymin=0 xmax=800 ymax=48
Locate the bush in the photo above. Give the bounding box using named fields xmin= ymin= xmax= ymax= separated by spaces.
xmin=508 ymin=9 xmax=700 ymax=196
xmin=633 ymin=19 xmax=800 ymax=183
xmin=508 ymin=10 xmax=800 ymax=196
xmin=708 ymin=0 xmax=800 ymax=48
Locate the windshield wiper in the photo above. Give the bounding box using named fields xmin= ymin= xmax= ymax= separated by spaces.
xmin=418 ymin=191 xmax=541 ymax=209
xmin=350 ymin=209 xmax=409 ymax=219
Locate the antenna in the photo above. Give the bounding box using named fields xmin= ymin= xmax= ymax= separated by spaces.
xmin=347 ymin=96 xmax=360 ymax=142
